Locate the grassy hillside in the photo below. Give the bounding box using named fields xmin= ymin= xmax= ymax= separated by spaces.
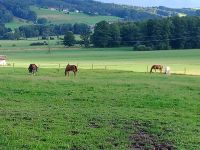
xmin=31 ymin=6 xmax=120 ymax=25
xmin=0 ymin=68 xmax=199 ymax=149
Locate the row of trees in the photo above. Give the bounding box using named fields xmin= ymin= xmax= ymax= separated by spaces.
xmin=92 ymin=16 xmax=200 ymax=50
xmin=18 ymin=23 xmax=90 ymax=38
xmin=0 ymin=23 xmax=90 ymax=40
xmin=1 ymin=16 xmax=200 ymax=50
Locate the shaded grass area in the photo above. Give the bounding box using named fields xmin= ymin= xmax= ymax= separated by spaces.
xmin=0 ymin=68 xmax=200 ymax=149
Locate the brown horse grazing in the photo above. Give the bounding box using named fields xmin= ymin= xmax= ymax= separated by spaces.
xmin=65 ymin=64 xmax=78 ymax=77
xmin=150 ymin=65 xmax=163 ymax=73
xmin=28 ymin=64 xmax=38 ymax=75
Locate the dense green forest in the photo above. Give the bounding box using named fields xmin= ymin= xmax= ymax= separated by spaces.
xmin=0 ymin=0 xmax=200 ymax=24
xmin=92 ymin=16 xmax=200 ymax=50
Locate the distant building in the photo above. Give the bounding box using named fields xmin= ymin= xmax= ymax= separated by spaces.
xmin=0 ymin=55 xmax=7 ymax=65
xmin=75 ymin=10 xmax=80 ymax=13
xmin=63 ymin=9 xmax=69 ymax=12
xmin=49 ymin=8 xmax=56 ymax=11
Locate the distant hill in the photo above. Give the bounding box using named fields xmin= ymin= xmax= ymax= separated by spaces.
xmin=31 ymin=6 xmax=120 ymax=25
xmin=0 ymin=0 xmax=200 ymax=27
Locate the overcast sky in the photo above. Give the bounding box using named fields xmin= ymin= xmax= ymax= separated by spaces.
xmin=97 ymin=0 xmax=200 ymax=8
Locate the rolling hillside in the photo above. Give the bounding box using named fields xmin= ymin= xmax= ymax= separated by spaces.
xmin=31 ymin=6 xmax=120 ymax=25
xmin=1 ymin=0 xmax=200 ymax=29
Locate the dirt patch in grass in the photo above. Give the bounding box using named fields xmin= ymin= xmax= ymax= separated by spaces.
xmin=129 ymin=121 xmax=176 ymax=150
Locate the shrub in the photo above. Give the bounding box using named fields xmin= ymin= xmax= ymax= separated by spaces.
xmin=50 ymin=37 xmax=54 ymax=40
xmin=30 ymin=42 xmax=48 ymax=46
xmin=133 ymin=45 xmax=152 ymax=51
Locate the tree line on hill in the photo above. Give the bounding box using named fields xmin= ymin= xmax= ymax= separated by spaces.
xmin=0 ymin=0 xmax=37 ymax=23
xmin=33 ymin=0 xmax=200 ymax=21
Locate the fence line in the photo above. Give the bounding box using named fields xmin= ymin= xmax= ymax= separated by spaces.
xmin=1 ymin=62 xmax=200 ymax=76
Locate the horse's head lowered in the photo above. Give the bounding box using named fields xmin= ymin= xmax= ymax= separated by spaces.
xmin=150 ymin=64 xmax=163 ymax=73
xmin=28 ymin=64 xmax=38 ymax=74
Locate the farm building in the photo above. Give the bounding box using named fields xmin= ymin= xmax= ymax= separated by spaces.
xmin=0 ymin=55 xmax=7 ymax=65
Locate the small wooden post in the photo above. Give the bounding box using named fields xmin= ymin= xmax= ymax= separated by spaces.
xmin=58 ymin=64 xmax=61 ymax=72
xmin=92 ymin=64 xmax=93 ymax=70
xmin=13 ymin=63 xmax=15 ymax=72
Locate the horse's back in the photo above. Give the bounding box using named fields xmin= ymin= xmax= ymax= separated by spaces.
xmin=65 ymin=64 xmax=77 ymax=72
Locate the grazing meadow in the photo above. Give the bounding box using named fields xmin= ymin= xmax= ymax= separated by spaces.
xmin=0 ymin=68 xmax=200 ymax=149
xmin=0 ymin=42 xmax=200 ymax=149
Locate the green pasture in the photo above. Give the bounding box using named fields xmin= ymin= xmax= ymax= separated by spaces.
xmin=0 ymin=44 xmax=200 ymax=75
xmin=31 ymin=6 xmax=120 ymax=25
xmin=0 ymin=68 xmax=199 ymax=149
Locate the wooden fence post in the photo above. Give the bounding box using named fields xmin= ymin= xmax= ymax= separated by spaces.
xmin=92 ymin=64 xmax=93 ymax=70
xmin=58 ymin=64 xmax=61 ymax=72
xmin=13 ymin=63 xmax=15 ymax=72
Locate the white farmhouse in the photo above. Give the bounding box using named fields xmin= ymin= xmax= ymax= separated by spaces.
xmin=0 ymin=55 xmax=7 ymax=65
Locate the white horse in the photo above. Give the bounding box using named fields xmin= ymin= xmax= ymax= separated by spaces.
xmin=164 ymin=66 xmax=171 ymax=75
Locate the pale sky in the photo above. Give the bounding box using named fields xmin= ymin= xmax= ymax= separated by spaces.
xmin=97 ymin=0 xmax=200 ymax=8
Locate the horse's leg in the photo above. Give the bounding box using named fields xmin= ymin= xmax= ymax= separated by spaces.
xmin=74 ymin=71 xmax=77 ymax=77
xmin=150 ymin=68 xmax=153 ymax=73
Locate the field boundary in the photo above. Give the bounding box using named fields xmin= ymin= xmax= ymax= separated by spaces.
xmin=1 ymin=63 xmax=200 ymax=76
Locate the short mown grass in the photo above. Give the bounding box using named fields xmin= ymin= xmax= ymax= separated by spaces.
xmin=0 ymin=68 xmax=199 ymax=149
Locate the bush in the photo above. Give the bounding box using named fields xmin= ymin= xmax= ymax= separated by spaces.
xmin=50 ymin=37 xmax=54 ymax=40
xmin=30 ymin=42 xmax=48 ymax=46
xmin=12 ymin=44 xmax=16 ymax=47
xmin=42 ymin=36 xmax=48 ymax=40
xmin=133 ymin=45 xmax=152 ymax=51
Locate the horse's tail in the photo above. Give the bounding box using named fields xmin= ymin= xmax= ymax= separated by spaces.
xmin=35 ymin=65 xmax=38 ymax=72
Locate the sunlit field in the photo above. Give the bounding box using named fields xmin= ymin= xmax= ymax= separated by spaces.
xmin=0 ymin=42 xmax=200 ymax=75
